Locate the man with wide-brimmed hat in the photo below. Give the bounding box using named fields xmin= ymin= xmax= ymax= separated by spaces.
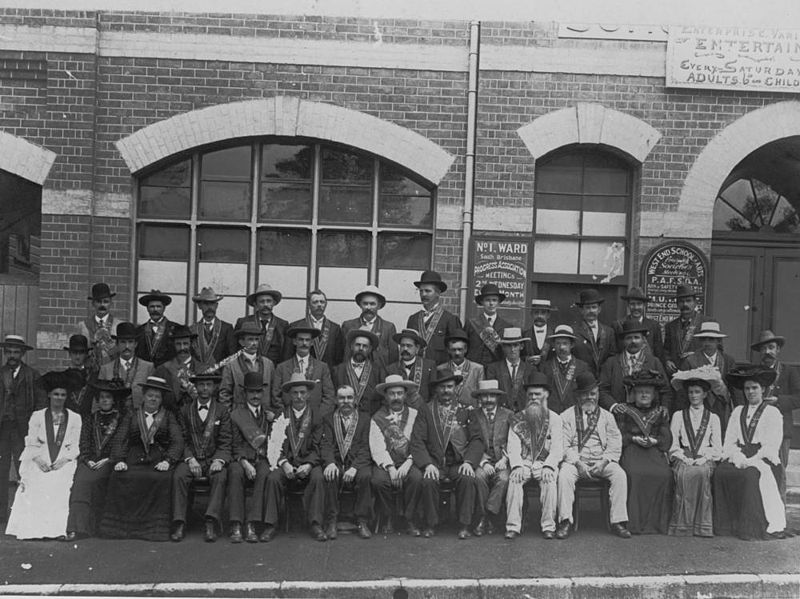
xmin=60 ymin=334 xmax=93 ymax=417
xmin=407 ymin=270 xmax=463 ymax=366
xmin=411 ymin=368 xmax=484 ymax=539
xmin=234 ymin=283 xmax=288 ymax=365
xmin=486 ymin=328 xmax=535 ymax=412
xmin=135 ymin=289 xmax=180 ymax=367
xmin=331 ymin=329 xmax=383 ymax=415
xmin=505 ymin=372 xmax=563 ymax=540
xmin=540 ymin=325 xmax=592 ymax=414
xmin=599 ymin=319 xmax=670 ymax=414
xmin=218 ymin=321 xmax=275 ymax=409
xmin=284 ymin=289 xmax=344 ymax=371
xmin=466 ymin=283 xmax=513 ymax=367
xmin=155 ymin=324 xmax=210 ymax=412
xmin=471 ymin=380 xmax=513 ymax=536
xmin=571 ymin=288 xmax=617 ymax=378
xmin=77 ymin=282 xmax=122 ymax=369
xmin=663 ymin=283 xmax=712 ymax=375
xmin=384 ymin=328 xmax=437 ymax=408
xmin=98 ymin=322 xmax=155 ymax=411
xmin=522 ymin=298 xmax=557 ymax=367
xmin=0 ymin=334 xmax=46 ymax=522
xmin=612 ymin=287 xmax=665 ymax=363
xmin=341 ymin=285 xmax=398 ymax=368
xmin=369 ymin=374 xmax=423 ymax=535
xmin=438 ymin=328 xmax=484 ymax=408
xmin=189 ymin=287 xmax=237 ymax=367
xmin=272 ymin=325 xmax=335 ymax=415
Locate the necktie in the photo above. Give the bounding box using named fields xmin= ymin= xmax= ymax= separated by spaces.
xmin=487 ymin=410 xmax=495 ymax=424
xmin=254 ymin=407 xmax=261 ymax=421
xmin=511 ymin=363 xmax=517 ymax=381
xmin=591 ymin=324 xmax=598 ymax=341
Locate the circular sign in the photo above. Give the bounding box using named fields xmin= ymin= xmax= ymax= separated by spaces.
xmin=641 ymin=241 xmax=708 ymax=326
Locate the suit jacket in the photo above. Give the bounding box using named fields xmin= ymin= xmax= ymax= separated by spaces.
xmin=572 ymin=320 xmax=617 ymax=377
xmin=406 ymin=308 xmax=463 ymax=366
xmin=218 ymin=353 xmax=275 ymax=409
xmin=677 ymin=350 xmax=737 ymax=415
xmin=561 ymin=406 xmax=622 ymax=464
xmin=331 ymin=360 xmax=384 ymax=415
xmin=234 ymin=314 xmax=289 ymax=365
xmin=62 ymin=366 xmax=93 ymax=418
xmin=111 ymin=408 xmax=184 ymax=465
xmin=473 ymin=406 xmax=514 ymax=464
xmin=99 ymin=357 xmax=155 ymax=411
xmin=385 ymin=358 xmax=437 ymax=408
xmin=437 ymin=360 xmax=484 ymax=408
xmin=230 ymin=404 xmax=273 ymax=463
xmin=411 ymin=401 xmax=484 ymax=469
xmin=769 ymin=362 xmax=800 ymax=440
xmin=277 ymin=407 xmax=323 ymax=468
xmin=522 ymin=323 xmax=556 ymax=365
xmin=465 ymin=312 xmax=513 ymax=367
xmin=663 ymin=312 xmax=712 ymax=367
xmin=284 ymin=316 xmax=345 ymax=370
xmin=135 ymin=318 xmax=181 ymax=367
xmin=599 ymin=351 xmax=671 ymax=412
xmin=77 ymin=315 xmax=122 ymax=367
xmin=179 ymin=399 xmax=232 ymax=463
xmin=541 ymin=356 xmax=592 ymax=414
xmin=612 ymin=316 xmax=665 ymax=364
xmin=507 ymin=409 xmax=564 ymax=471
xmin=341 ymin=315 xmax=398 ymax=369
xmin=78 ymin=409 xmax=123 ymax=463
xmin=190 ymin=318 xmax=237 ymax=366
xmin=0 ymin=363 xmax=47 ymax=438
xmin=485 ymin=359 xmax=536 ymax=412
xmin=320 ymin=409 xmax=372 ymax=471
xmin=155 ymin=356 xmax=210 ymax=412
xmin=271 ymin=356 xmax=335 ymax=415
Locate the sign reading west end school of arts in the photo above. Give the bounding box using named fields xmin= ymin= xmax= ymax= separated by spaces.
xmin=667 ymin=26 xmax=800 ymax=93
xmin=470 ymin=237 xmax=529 ymax=312
xmin=641 ymin=242 xmax=709 ymax=327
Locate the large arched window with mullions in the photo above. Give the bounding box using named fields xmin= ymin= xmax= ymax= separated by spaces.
xmin=135 ymin=141 xmax=436 ymax=326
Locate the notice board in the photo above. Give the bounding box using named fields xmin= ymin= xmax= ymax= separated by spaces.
xmin=469 ymin=236 xmax=530 ymax=325
xmin=641 ymin=241 xmax=709 ymax=326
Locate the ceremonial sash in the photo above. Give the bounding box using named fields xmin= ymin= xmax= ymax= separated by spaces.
xmin=137 ymin=408 xmax=166 ymax=452
xmin=237 ymin=352 xmax=263 ymax=376
xmin=113 ymin=357 xmax=139 ymax=390
xmin=765 ymin=363 xmax=782 ymax=398
xmin=552 ymin=359 xmax=576 ymax=399
xmin=87 ymin=317 xmax=116 ymax=367
xmin=470 ymin=317 xmax=499 ymax=353
xmin=194 ymin=320 xmax=221 ymax=364
xmin=346 ymin=360 xmax=372 ymax=407
xmin=288 ymin=409 xmax=312 ymax=457
xmin=618 ymin=404 xmax=664 ymax=438
xmin=741 ymin=401 xmax=768 ymax=446
xmin=449 ymin=360 xmax=471 ymax=402
xmin=477 ymin=411 xmax=495 ymax=457
xmin=374 ymin=407 xmax=411 ymax=464
xmin=190 ymin=401 xmax=218 ymax=459
xmin=583 ymin=322 xmax=602 ymax=366
xmin=293 ymin=356 xmax=311 ymax=378
xmin=312 ymin=318 xmax=331 ymax=361
xmin=511 ymin=407 xmax=550 ymax=463
xmin=45 ymin=408 xmax=68 ymax=464
xmin=574 ymin=405 xmax=599 ymax=452
xmin=93 ymin=410 xmax=119 ymax=457
xmin=417 ymin=306 xmax=444 ymax=348
xmin=231 ymin=408 xmax=268 ymax=451
xmin=678 ymin=313 xmax=701 ymax=358
xmin=259 ymin=318 xmax=278 ymax=357
xmin=146 ymin=320 xmax=167 ymax=360
xmin=432 ymin=401 xmax=467 ymax=458
xmin=334 ymin=411 xmax=358 ymax=459
xmin=682 ymin=408 xmax=710 ymax=459
xmin=176 ymin=361 xmax=199 ymax=402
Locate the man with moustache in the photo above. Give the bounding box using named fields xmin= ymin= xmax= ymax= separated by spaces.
xmin=272 ymin=326 xmax=335 ymax=415
xmin=522 ymin=299 xmax=557 ymax=368
xmin=612 ymin=288 xmax=664 ymax=364
xmin=99 ymin=322 xmax=154 ymax=411
xmin=156 ymin=325 xmax=207 ymax=412
xmin=0 ymin=334 xmax=46 ymax=522
xmin=235 ymin=283 xmax=288 ymax=365
xmin=189 ymin=287 xmax=237 ymax=367
xmin=219 ymin=321 xmax=275 ymax=409
xmin=572 ymin=289 xmax=617 ymax=378
xmin=407 ymin=270 xmax=463 ymax=366
xmin=61 ymin=334 xmax=94 ymax=417
xmin=341 ymin=285 xmax=397 ymax=368
xmin=541 ymin=325 xmax=591 ymax=414
xmin=678 ymin=322 xmax=736 ymax=423
xmin=486 ymin=328 xmax=535 ymax=412
xmin=438 ymin=329 xmax=484 ymax=408
xmin=135 ymin=290 xmax=180 ymax=367
xmin=466 ymin=283 xmax=513 ymax=367
xmin=384 ymin=329 xmax=436 ymax=408
xmin=285 ymin=289 xmax=344 ymax=370
xmin=663 ymin=284 xmax=711 ymax=375
xmin=77 ymin=282 xmax=121 ymax=370
xmin=332 ymin=330 xmax=383 ymax=415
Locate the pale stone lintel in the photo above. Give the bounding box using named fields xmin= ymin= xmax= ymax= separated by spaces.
xmin=436 ymin=202 xmax=463 ymax=231
xmin=0 ymin=25 xmax=97 ymax=54
xmin=36 ymin=330 xmax=70 ymax=352
xmin=639 ymin=210 xmax=710 ymax=238
xmin=474 ymin=204 xmax=533 ymax=233
xmin=42 ymin=188 xmax=92 ymax=216
xmin=96 ymin=192 xmax=132 ymax=218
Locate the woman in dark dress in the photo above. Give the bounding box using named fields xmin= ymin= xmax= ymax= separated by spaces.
xmin=65 ymin=379 xmax=128 ymax=540
xmin=99 ymin=376 xmax=183 ymax=541
xmin=617 ymin=371 xmax=673 ymax=534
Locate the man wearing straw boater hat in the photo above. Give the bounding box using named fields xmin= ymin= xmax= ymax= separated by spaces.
xmin=234 ymin=283 xmax=288 ymax=365
xmin=331 ymin=329 xmax=383 ymax=415
xmin=284 ymin=289 xmax=344 ymax=371
xmin=189 ymin=287 xmax=237 ymax=367
xmin=541 ymin=325 xmax=592 ymax=414
xmin=612 ymin=287 xmax=665 ymax=364
xmin=407 ymin=270 xmax=463 ymax=366
xmin=77 ymin=282 xmax=122 ymax=369
xmin=218 ymin=321 xmax=275 ymax=409
xmin=136 ymin=289 xmax=181 ymax=367
xmin=466 ymin=283 xmax=513 ymax=367
xmin=272 ymin=324 xmax=335 ymax=415
xmin=384 ymin=328 xmax=437 ymax=407
xmin=438 ymin=328 xmax=484 ymax=408
xmin=486 ymin=328 xmax=535 ymax=412
xmin=341 ymin=285 xmax=398 ymax=368
xmin=663 ymin=283 xmax=711 ymax=375
xmin=571 ymin=288 xmax=617 ymax=378
xmin=99 ymin=322 xmax=155 ymax=411
xmin=0 ymin=334 xmax=46 ymax=522
xmin=522 ymin=298 xmax=557 ymax=367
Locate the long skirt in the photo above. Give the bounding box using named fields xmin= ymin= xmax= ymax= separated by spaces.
xmin=66 ymin=461 xmax=113 ymax=536
xmin=621 ymin=445 xmax=673 ymax=534
xmin=713 ymin=460 xmax=782 ymax=540
xmin=5 ymin=460 xmax=76 ymax=539
xmin=99 ymin=466 xmax=172 ymax=541
xmin=668 ymin=460 xmax=715 ymax=537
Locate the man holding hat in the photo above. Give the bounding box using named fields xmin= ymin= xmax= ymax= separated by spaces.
xmin=171 ymin=372 xmax=232 ymax=543
xmin=471 ymin=380 xmax=514 ymax=536
xmin=77 ymin=282 xmax=121 ymax=369
xmin=189 ymin=287 xmax=237 ymax=367
xmin=663 ymin=283 xmax=711 ymax=375
xmin=384 ymin=328 xmax=437 ymax=407
xmin=136 ymin=289 xmax=180 ymax=367
xmin=486 ymin=328 xmax=535 ymax=412
xmin=0 ymin=334 xmax=46 ymax=522
xmin=612 ymin=287 xmax=664 ymax=363
xmin=156 ymin=325 xmax=207 ymax=411
xmin=677 ymin=321 xmax=735 ymax=420
xmin=332 ymin=329 xmax=383 ymax=415
xmin=99 ymin=323 xmax=154 ymax=411
xmin=522 ymin=298 xmax=557 ymax=367
xmin=411 ymin=368 xmax=484 ymax=539
xmin=234 ymin=283 xmax=288 ymax=365
xmin=218 ymin=321 xmax=275 ymax=409
xmin=272 ymin=325 xmax=335 ymax=415
xmin=61 ymin=334 xmax=94 ymax=417
xmin=284 ymin=289 xmax=344 ymax=371
xmin=407 ymin=270 xmax=463 ymax=366
xmin=369 ymin=374 xmax=423 ymax=535
xmin=438 ymin=329 xmax=484 ymax=408
xmin=341 ymin=285 xmax=398 ymax=368
xmin=467 ymin=283 xmax=513 ymax=367
xmin=505 ymin=372 xmax=563 ymax=540
xmin=572 ymin=289 xmax=617 ymax=378
xmin=541 ymin=325 xmax=592 ymax=414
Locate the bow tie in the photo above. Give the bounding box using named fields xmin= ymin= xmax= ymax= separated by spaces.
xmin=198 ymin=405 xmax=208 ymax=411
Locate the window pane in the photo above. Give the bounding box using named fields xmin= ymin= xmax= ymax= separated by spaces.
xmin=583 ymin=195 xmax=627 ymax=213
xmin=317 ymin=230 xmax=370 ymax=267
xmin=199 ymin=181 xmax=251 ymax=220
xmin=141 ymin=160 xmax=191 ymax=187
xmin=584 ymin=168 xmax=629 ymax=195
xmin=138 ymin=260 xmax=187 ymax=294
xmin=197 ymin=227 xmax=249 ymax=262
xmin=535 ymin=167 xmax=582 ymax=194
xmin=322 ymin=148 xmax=372 ymax=182
xmin=262 ymin=144 xmax=312 ymax=180
xmin=139 ymin=186 xmax=191 ymax=219
xmin=318 ymin=185 xmax=372 ymax=225
xmin=202 ymin=146 xmax=251 ymax=180
xmin=378 ymin=233 xmax=431 ymax=269
xmin=259 ymin=182 xmax=312 ymax=223
xmin=257 ymin=229 xmax=311 ymax=266
xmin=379 ymin=164 xmax=432 ymax=227
xmin=536 ymin=208 xmax=580 ymax=235
xmin=537 ymin=193 xmax=581 ymax=211
xmin=579 ymin=240 xmax=626 ymax=277
xmin=259 ymin=264 xmax=308 ymax=298
xmin=581 ymin=212 xmax=627 ymax=237
xmin=713 ymin=199 xmax=749 ymax=232
xmin=0 ymin=171 xmax=40 ymax=279
xmin=533 ymin=240 xmax=579 ymax=274
xmin=138 ymin=225 xmax=189 ymax=260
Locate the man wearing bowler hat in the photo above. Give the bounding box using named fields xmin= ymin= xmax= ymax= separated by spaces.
xmin=384 ymin=328 xmax=437 ymax=408
xmin=284 ymin=289 xmax=345 ymax=371
xmin=235 ymin=283 xmax=288 ymax=365
xmin=541 ymin=325 xmax=592 ymax=414
xmin=99 ymin=323 xmax=154 ymax=411
xmin=190 ymin=287 xmax=237 ymax=367
xmin=522 ymin=298 xmax=558 ymax=367
xmin=438 ymin=328 xmax=484 ymax=408
xmin=341 ymin=285 xmax=398 ymax=368
xmin=678 ymin=321 xmax=735 ymax=421
xmin=331 ymin=329 xmax=383 ymax=415
xmin=571 ymin=288 xmax=617 ymax=378
xmin=218 ymin=321 xmax=275 ymax=409
xmin=77 ymin=282 xmax=121 ymax=369
xmin=0 ymin=334 xmax=46 ymax=522
xmin=486 ymin=328 xmax=535 ymax=412
xmin=407 ymin=270 xmax=463 ymax=366
xmin=663 ymin=283 xmax=711 ymax=375
xmin=467 ymin=283 xmax=513 ymax=367
xmin=136 ymin=289 xmax=180 ymax=367
xmin=61 ymin=334 xmax=94 ymax=417
xmin=272 ymin=325 xmax=335 ymax=415
xmin=612 ymin=287 xmax=665 ymax=364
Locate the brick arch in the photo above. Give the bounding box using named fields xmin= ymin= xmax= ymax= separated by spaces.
xmin=516 ymin=103 xmax=661 ymax=163
xmin=116 ymin=96 xmax=455 ymax=185
xmin=0 ymin=131 xmax=56 ymax=185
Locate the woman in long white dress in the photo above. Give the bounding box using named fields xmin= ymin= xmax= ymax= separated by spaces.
xmin=5 ymin=372 xmax=82 ymax=539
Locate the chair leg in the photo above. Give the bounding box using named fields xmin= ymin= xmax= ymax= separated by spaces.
xmin=602 ymin=486 xmax=611 ymax=531
xmin=573 ymin=493 xmax=580 ymax=532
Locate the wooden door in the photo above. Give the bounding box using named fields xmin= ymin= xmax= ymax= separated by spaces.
xmin=0 ymin=282 xmax=39 ymax=366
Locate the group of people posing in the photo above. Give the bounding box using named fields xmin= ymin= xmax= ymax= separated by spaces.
xmin=1 ymin=271 xmax=796 ymax=544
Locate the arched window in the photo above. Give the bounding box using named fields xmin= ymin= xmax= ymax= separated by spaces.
xmin=136 ymin=140 xmax=435 ymax=325
xmin=714 ymin=177 xmax=800 ymax=234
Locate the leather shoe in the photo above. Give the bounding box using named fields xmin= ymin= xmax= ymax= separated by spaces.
xmin=555 ymin=520 xmax=571 ymax=540
xmin=542 ymin=530 xmax=555 ymax=540
xmin=244 ymin=522 xmax=258 ymax=543
xmin=767 ymin=530 xmax=787 ymax=540
xmin=325 ymin=521 xmax=338 ymax=540
xmin=406 ymin=523 xmax=421 ymax=537
xmin=170 ymin=522 xmax=185 ymax=542
xmin=504 ymin=530 xmax=519 ymax=540
xmin=310 ymin=523 xmax=327 ymax=542
xmin=259 ymin=525 xmax=276 ymax=543
xmin=229 ymin=522 xmax=243 ymax=543
xmin=457 ymin=526 xmax=471 ymax=540
xmin=357 ymin=521 xmax=372 ymax=539
xmin=64 ymin=531 xmax=80 ymax=542
xmin=422 ymin=527 xmax=435 ymax=538
xmin=204 ymin=520 xmax=217 ymax=543
xmin=611 ymin=523 xmax=632 ymax=539
xmin=381 ymin=521 xmax=394 ymax=535
xmin=473 ymin=517 xmax=487 ymax=537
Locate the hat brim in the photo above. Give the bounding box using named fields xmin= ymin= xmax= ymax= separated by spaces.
xmin=247 ymin=290 xmax=282 ymax=306
xmin=345 ymin=329 xmax=380 ymax=347
xmin=414 ymin=281 xmax=447 ymax=292
xmin=624 ymin=378 xmax=664 ymax=389
xmin=618 ymin=327 xmax=650 ymax=338
xmin=376 ymin=380 xmax=419 ymax=396
xmin=575 ymin=299 xmax=605 ymax=306
xmin=138 ymin=294 xmax=173 ymax=307
xmin=522 ymin=382 xmax=551 ymax=392
xmin=190 ymin=375 xmax=222 ymax=383
xmin=90 ymin=383 xmax=130 ymax=397
xmin=88 ymin=293 xmax=117 ymax=301
xmin=445 ymin=335 xmax=470 ymax=346
xmin=574 ymin=384 xmax=599 ymax=394
xmin=392 ymin=332 xmax=427 ymax=348
xmin=429 ymin=374 xmax=464 ymax=388
xmin=287 ymin=327 xmax=322 ymax=340
xmin=281 ymin=379 xmax=317 ymax=393
xmin=138 ymin=382 xmax=172 ymax=393
xmin=355 ymin=291 xmax=386 ymax=308
xmin=694 ymin=332 xmax=727 ymax=339
xmin=547 ymin=333 xmax=575 ymax=341
xmin=726 ymin=369 xmax=777 ymax=389
xmin=192 ymin=295 xmax=224 ymax=303
xmin=472 ymin=388 xmax=507 ymax=398
xmin=63 ymin=345 xmax=92 ymax=352
xmin=0 ymin=342 xmax=33 ymax=351
xmin=751 ymin=336 xmax=786 ymax=350
xmin=234 ymin=327 xmax=264 ymax=338
xmin=475 ymin=292 xmax=507 ymax=305
xmin=497 ymin=337 xmax=530 ymax=344
xmin=530 ymin=304 xmax=557 ymax=311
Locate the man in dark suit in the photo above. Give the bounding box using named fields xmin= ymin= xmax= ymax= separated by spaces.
xmin=522 ymin=298 xmax=557 ymax=368
xmin=663 ymin=283 xmax=712 ymax=375
xmin=272 ymin=326 xmax=335 ymax=415
xmin=61 ymin=334 xmax=94 ymax=417
xmin=466 ymin=283 xmax=513 ymax=367
xmin=384 ymin=329 xmax=436 ymax=408
xmin=320 ymin=384 xmax=373 ymax=539
xmin=331 ymin=330 xmax=383 ymax=415
xmin=284 ymin=289 xmax=344 ymax=370
xmin=77 ymin=282 xmax=121 ymax=371
xmin=136 ymin=290 xmax=181 ymax=367
xmin=341 ymin=285 xmax=397 ymax=369
xmin=0 ymin=334 xmax=46 ymax=522
xmin=99 ymin=322 xmax=154 ymax=411
xmin=407 ymin=270 xmax=463 ymax=366
xmin=190 ymin=287 xmax=237 ymax=368
xmin=540 ymin=325 xmax=592 ymax=414
xmin=234 ymin=283 xmax=288 ymax=365
xmin=486 ymin=328 xmax=536 ymax=412
xmin=218 ymin=321 xmax=275 ymax=409
xmin=612 ymin=287 xmax=665 ymax=364
xmin=571 ymin=288 xmax=617 ymax=378
xmin=170 ymin=373 xmax=232 ymax=543
xmin=438 ymin=329 xmax=484 ymax=408
xmin=156 ymin=325 xmax=208 ymax=412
